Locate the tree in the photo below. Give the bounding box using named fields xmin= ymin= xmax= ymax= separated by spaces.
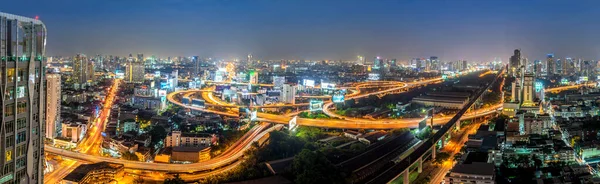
xmin=148 ymin=125 xmax=167 ymax=147
xmin=349 ymin=143 xmax=366 ymax=153
xmin=292 ymin=149 xmax=343 ymax=184
xmin=121 ymin=151 xmax=139 ymax=161
xmin=434 ymin=152 xmax=451 ymax=164
xmin=164 ymin=174 xmax=185 ymax=184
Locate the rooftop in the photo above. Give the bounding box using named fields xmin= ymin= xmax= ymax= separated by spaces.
xmin=63 ymin=162 xmax=123 ymax=182
xmin=451 ymin=162 xmax=495 ymax=176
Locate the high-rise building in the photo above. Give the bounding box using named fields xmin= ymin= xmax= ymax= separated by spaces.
xmin=281 ymin=84 xmax=297 ymax=104
xmin=546 ymin=54 xmax=555 ymax=76
xmin=192 ymin=56 xmax=200 ymax=76
xmin=73 ymin=54 xmax=94 ymax=86
xmin=249 ymin=71 xmax=258 ymax=84
xmin=0 ymin=12 xmax=46 ymax=183
xmin=46 ymin=74 xmax=61 ymax=139
xmin=522 ymin=73 xmax=535 ymax=106
xmin=125 ymin=61 xmax=145 ymax=83
xmin=137 ymin=53 xmax=144 ymax=62
xmin=564 ymin=57 xmax=573 ymax=76
xmin=373 ymin=57 xmax=382 ymax=70
xmin=509 ymin=49 xmax=522 ymax=76
xmin=273 ymin=76 xmax=285 ymax=89
xmin=430 ymin=56 xmax=440 ymax=71
xmin=533 ymin=60 xmax=543 ymax=77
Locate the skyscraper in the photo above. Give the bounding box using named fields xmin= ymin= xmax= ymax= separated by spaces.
xmin=373 ymin=57 xmax=382 ymax=70
xmin=137 ymin=53 xmax=144 ymax=62
xmin=522 ymin=73 xmax=535 ymax=106
xmin=281 ymin=84 xmax=297 ymax=104
xmin=46 ymin=74 xmax=61 ymax=139
xmin=72 ymin=54 xmax=94 ymax=88
xmin=0 ymin=12 xmax=46 ymax=183
xmin=546 ymin=54 xmax=555 ymax=76
xmin=125 ymin=61 xmax=145 ymax=83
xmin=430 ymin=56 xmax=440 ymax=71
xmin=509 ymin=49 xmax=522 ymax=76
xmin=192 ymin=56 xmax=200 ymax=76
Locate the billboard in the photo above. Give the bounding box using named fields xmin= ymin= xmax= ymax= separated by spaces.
xmin=303 ymin=79 xmax=315 ymax=87
xmin=310 ymin=100 xmax=323 ymax=111
xmin=289 ymin=116 xmax=298 ymax=131
xmin=321 ymin=82 xmax=336 ymax=89
xmin=332 ymin=94 xmax=345 ymax=103
xmin=158 ymin=90 xmax=167 ymax=97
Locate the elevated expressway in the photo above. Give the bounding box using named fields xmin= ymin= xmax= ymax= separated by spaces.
xmin=45 ymin=123 xmax=283 ymax=173
xmin=46 ymin=72 xmax=593 ymax=178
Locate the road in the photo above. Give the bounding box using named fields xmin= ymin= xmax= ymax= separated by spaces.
xmin=76 ymin=79 xmax=120 ymax=155
xmin=544 ymin=82 xmax=597 ymax=93
xmin=45 ymin=123 xmax=283 ymax=173
xmin=43 ymin=158 xmax=82 ymax=184
xmin=429 ymin=122 xmax=481 ymax=184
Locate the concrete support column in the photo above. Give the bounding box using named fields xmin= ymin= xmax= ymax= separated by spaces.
xmin=432 ymin=146 xmax=436 ymax=160
xmin=456 ymin=121 xmax=461 ymax=130
xmin=403 ymin=170 xmax=409 ymax=184
xmin=440 ymin=137 xmax=445 ymax=148
xmin=418 ymin=157 xmax=423 ymax=173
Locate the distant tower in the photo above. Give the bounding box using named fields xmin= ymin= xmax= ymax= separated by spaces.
xmin=509 ymin=49 xmax=522 ymax=76
xmin=546 ymin=54 xmax=555 ymax=76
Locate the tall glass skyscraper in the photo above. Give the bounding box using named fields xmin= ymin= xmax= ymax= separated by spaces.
xmin=0 ymin=12 xmax=46 ymax=183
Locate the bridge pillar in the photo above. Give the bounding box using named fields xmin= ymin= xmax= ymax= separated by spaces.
xmin=418 ymin=157 xmax=423 ymax=173
xmin=432 ymin=146 xmax=436 ymax=160
xmin=403 ymin=170 xmax=409 ymax=184
xmin=440 ymin=137 xmax=445 ymax=148
xmin=456 ymin=120 xmax=461 ymax=130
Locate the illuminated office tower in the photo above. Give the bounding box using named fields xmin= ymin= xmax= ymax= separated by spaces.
xmin=373 ymin=57 xmax=382 ymax=70
xmin=73 ymin=54 xmax=94 ymax=86
xmin=46 ymin=74 xmax=61 ymax=139
xmin=564 ymin=57 xmax=573 ymax=76
xmin=249 ymin=71 xmax=258 ymax=84
xmin=430 ymin=56 xmax=440 ymax=71
xmin=546 ymin=54 xmax=555 ymax=76
xmin=509 ymin=49 xmax=521 ymax=76
xmin=0 ymin=12 xmax=46 ymax=183
xmin=125 ymin=61 xmax=145 ymax=83
xmin=522 ymin=73 xmax=535 ymax=106
xmin=192 ymin=56 xmax=200 ymax=76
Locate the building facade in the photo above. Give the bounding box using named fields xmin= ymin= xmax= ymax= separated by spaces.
xmin=125 ymin=61 xmax=144 ymax=83
xmin=164 ymin=131 xmax=215 ymax=148
xmin=0 ymin=12 xmax=46 ymax=183
xmin=72 ymin=54 xmax=94 ymax=87
xmin=46 ymin=74 xmax=61 ymax=139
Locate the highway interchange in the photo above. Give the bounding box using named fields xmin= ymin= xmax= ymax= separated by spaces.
xmin=44 ymin=71 xmax=595 ymax=182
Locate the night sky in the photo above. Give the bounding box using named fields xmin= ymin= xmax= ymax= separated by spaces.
xmin=4 ymin=0 xmax=600 ymax=62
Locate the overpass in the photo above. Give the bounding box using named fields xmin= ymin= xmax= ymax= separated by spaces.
xmin=364 ymin=68 xmax=505 ymax=184
xmin=45 ymin=123 xmax=283 ymax=173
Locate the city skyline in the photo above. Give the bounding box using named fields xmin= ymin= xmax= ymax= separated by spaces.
xmin=6 ymin=0 xmax=600 ymax=62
